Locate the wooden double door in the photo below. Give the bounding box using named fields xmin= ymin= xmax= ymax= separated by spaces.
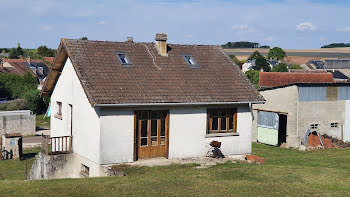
xmin=135 ymin=110 xmax=169 ymax=159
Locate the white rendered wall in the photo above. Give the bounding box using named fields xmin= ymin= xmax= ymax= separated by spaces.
xmin=50 ymin=58 xmax=101 ymax=164
xmin=99 ymin=109 xmax=134 ymax=164
xmin=168 ymin=105 xmax=252 ymax=159
xmin=98 ymin=105 xmax=253 ymax=164
xmin=344 ymin=101 xmax=350 ymax=142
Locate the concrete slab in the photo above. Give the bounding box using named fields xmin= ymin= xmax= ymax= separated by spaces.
xmin=119 ymin=155 xmax=246 ymax=168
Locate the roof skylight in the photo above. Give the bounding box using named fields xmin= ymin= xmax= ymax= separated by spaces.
xmin=182 ymin=54 xmax=200 ymax=68
xmin=116 ymin=52 xmax=133 ymax=67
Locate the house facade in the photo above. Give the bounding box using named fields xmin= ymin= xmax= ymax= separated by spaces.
xmin=252 ymin=72 xmax=350 ymax=148
xmin=40 ymin=34 xmax=264 ymax=178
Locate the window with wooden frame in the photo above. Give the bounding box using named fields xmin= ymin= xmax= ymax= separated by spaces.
xmin=207 ymin=108 xmax=237 ymax=134
xmin=54 ymin=101 xmax=62 ymax=119
xmin=136 ymin=110 xmax=167 ymax=147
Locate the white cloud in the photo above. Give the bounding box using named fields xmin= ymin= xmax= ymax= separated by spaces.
xmin=232 ymin=24 xmax=249 ymax=31
xmin=336 ymin=27 xmax=350 ymax=32
xmin=97 ymin=20 xmax=108 ymax=25
xmin=296 ymin=22 xmax=317 ymax=31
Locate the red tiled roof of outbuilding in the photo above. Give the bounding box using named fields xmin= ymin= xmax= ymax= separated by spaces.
xmin=259 ymin=72 xmax=334 ymax=88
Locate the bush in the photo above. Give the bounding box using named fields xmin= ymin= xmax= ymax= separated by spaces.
xmin=289 ymin=65 xmax=303 ymax=69
xmin=229 ymin=55 xmax=242 ymax=66
xmin=245 ymin=70 xmax=260 ymax=89
xmin=0 ymin=72 xmax=48 ymax=114
xmin=23 ymin=89 xmax=46 ymax=114
xmin=271 ymin=63 xmax=288 ymax=72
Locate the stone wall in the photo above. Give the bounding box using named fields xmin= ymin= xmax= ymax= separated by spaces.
xmin=0 ymin=110 xmax=35 ymax=136
xmin=28 ymin=152 xmax=74 ymax=180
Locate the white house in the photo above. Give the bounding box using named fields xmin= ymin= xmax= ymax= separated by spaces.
xmin=242 ymin=59 xmax=278 ymax=72
xmin=40 ymin=34 xmax=264 ymax=178
xmin=242 ymin=59 xmax=256 ymax=72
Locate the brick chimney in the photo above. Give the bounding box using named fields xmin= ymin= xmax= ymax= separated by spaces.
xmin=26 ymin=56 xmax=31 ymax=64
xmin=155 ymin=33 xmax=168 ymax=56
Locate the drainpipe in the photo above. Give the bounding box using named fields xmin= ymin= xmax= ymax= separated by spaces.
xmin=249 ymin=103 xmax=254 ymax=120
xmin=296 ymin=88 xmax=299 ymax=138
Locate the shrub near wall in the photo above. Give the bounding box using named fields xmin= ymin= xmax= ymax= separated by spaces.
xmin=0 ymin=72 xmax=48 ymax=114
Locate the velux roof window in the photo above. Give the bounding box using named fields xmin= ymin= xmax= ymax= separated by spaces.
xmin=182 ymin=54 xmax=200 ymax=68
xmin=116 ymin=52 xmax=132 ymax=67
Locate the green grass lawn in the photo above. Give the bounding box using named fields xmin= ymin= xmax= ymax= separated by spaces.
xmin=36 ymin=114 xmax=50 ymax=130
xmin=1 ymin=144 xmax=350 ymax=196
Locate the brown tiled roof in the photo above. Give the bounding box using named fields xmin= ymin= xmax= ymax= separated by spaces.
xmin=2 ymin=58 xmax=43 ymax=63
xmin=42 ymin=39 xmax=264 ymax=105
xmin=259 ymin=72 xmax=334 ymax=88
xmin=43 ymin=57 xmax=54 ymax=63
xmin=6 ymin=62 xmax=35 ymax=76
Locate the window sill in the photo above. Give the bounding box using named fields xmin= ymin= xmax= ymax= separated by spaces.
xmin=54 ymin=114 xmax=62 ymax=120
xmin=205 ymin=133 xmax=239 ymax=138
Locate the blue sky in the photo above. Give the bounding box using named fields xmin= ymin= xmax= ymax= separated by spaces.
xmin=1 ymin=0 xmax=350 ymax=49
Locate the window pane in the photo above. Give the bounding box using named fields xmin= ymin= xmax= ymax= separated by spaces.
xmin=229 ymin=116 xmax=233 ymax=130
xmin=220 ymin=109 xmax=227 ymax=117
xmin=159 ymin=111 xmax=167 ymax=119
xmin=229 ymin=108 xmax=235 ymax=116
xmin=221 ymin=117 xmax=227 ymax=131
xmin=151 ymin=119 xmax=158 ymax=137
xmin=160 ymin=137 xmax=165 ymax=145
xmin=141 ymin=111 xmax=149 ymax=119
xmin=141 ymin=138 xmax=147 ymax=146
xmin=212 ymin=109 xmax=219 ymax=117
xmin=212 ymin=117 xmax=218 ymax=131
xmin=161 ymin=119 xmax=165 ymax=137
xmin=151 ymin=111 xmax=158 ymax=119
xmin=151 ymin=137 xmax=158 ymax=146
xmin=141 ymin=120 xmax=148 ymax=137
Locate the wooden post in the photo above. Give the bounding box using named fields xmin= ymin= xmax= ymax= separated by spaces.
xmin=41 ymin=136 xmax=49 ymax=155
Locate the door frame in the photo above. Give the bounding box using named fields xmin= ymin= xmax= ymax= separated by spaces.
xmin=133 ymin=110 xmax=169 ymax=161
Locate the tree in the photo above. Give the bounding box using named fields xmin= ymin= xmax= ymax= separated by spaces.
xmin=248 ymin=51 xmax=264 ymax=60
xmin=267 ymin=47 xmax=286 ymax=61
xmin=8 ymin=43 xmax=24 ymax=59
xmin=289 ymin=65 xmax=303 ymax=69
xmin=229 ymin=55 xmax=242 ymax=66
xmin=37 ymin=45 xmax=56 ymax=57
xmin=17 ymin=42 xmax=24 ymax=56
xmin=80 ymin=37 xmax=88 ymax=41
xmin=222 ymin=41 xmax=259 ymax=49
xmin=260 ymin=45 xmax=270 ymax=49
xmin=321 ymin=43 xmax=350 ymax=48
xmin=270 ymin=63 xmax=288 ymax=72
xmin=245 ymin=70 xmax=260 ymax=89
xmin=253 ymin=56 xmax=270 ymax=72
xmin=9 ymin=48 xmax=20 ymax=59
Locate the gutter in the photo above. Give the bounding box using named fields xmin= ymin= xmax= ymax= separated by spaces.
xmin=93 ymin=101 xmax=265 ymax=108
